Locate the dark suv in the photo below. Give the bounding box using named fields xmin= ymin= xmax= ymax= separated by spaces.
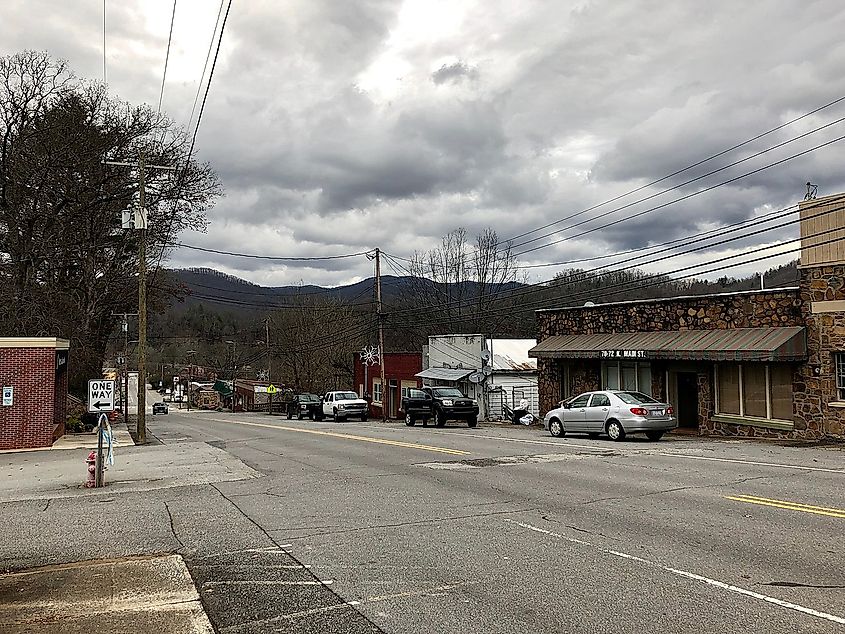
xmin=152 ymin=402 xmax=168 ymax=415
xmin=401 ymin=386 xmax=479 ymax=427
xmin=286 ymin=393 xmax=322 ymax=420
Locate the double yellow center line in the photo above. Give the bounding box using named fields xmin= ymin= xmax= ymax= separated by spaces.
xmin=726 ymin=494 xmax=845 ymax=519
xmin=213 ymin=418 xmax=471 ymax=456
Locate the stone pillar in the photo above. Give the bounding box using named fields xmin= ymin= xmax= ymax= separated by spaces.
xmin=537 ymin=358 xmax=561 ymax=415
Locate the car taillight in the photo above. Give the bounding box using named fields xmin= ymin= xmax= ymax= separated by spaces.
xmin=630 ymin=407 xmax=648 ymax=416
xmin=667 ymin=407 xmax=674 ymax=415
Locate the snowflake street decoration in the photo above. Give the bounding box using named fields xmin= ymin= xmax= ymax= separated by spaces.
xmin=360 ymin=345 xmax=379 ymax=366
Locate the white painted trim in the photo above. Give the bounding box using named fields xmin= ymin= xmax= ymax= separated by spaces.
xmin=0 ymin=337 xmax=70 ymax=350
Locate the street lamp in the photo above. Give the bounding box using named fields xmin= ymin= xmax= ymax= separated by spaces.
xmin=186 ymin=350 xmax=197 ymax=411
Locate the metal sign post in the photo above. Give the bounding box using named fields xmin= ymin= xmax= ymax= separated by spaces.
xmin=95 ymin=413 xmax=107 ymax=487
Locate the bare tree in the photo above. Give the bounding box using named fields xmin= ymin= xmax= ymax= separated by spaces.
xmin=401 ymin=227 xmax=524 ymax=338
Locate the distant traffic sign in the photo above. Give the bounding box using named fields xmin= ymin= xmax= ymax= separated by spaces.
xmin=88 ymin=379 xmax=116 ymax=413
xmin=266 ymin=384 xmax=277 ymax=395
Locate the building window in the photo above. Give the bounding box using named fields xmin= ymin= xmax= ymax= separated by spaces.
xmin=836 ymin=353 xmax=845 ymax=401
xmin=373 ymin=379 xmax=382 ymax=405
xmin=716 ymin=363 xmax=793 ymax=421
xmin=602 ymin=361 xmax=652 ymax=395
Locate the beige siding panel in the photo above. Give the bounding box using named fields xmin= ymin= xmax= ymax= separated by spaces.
xmin=800 ymin=194 xmax=845 ymax=267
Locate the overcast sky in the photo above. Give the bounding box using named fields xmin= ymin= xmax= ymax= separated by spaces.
xmin=5 ymin=1 xmax=845 ymax=287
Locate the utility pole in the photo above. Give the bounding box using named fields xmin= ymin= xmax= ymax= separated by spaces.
xmin=112 ymin=311 xmax=137 ymax=425
xmin=137 ymin=154 xmax=148 ymax=444
xmin=264 ymin=316 xmax=271 ymax=382
xmin=104 ymin=154 xmax=176 ymax=444
xmin=375 ymin=248 xmax=387 ymax=422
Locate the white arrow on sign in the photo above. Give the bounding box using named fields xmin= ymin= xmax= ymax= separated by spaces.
xmin=88 ymin=379 xmax=116 ymax=413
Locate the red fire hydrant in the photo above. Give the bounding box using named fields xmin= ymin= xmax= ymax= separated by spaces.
xmin=85 ymin=450 xmax=97 ymax=488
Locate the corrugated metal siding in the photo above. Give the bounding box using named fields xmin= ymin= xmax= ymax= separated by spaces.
xmin=529 ymin=327 xmax=806 ymax=362
xmin=800 ymin=194 xmax=845 ymax=267
xmin=415 ymin=367 xmax=474 ymax=380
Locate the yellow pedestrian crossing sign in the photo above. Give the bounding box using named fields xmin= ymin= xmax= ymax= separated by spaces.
xmin=267 ymin=384 xmax=277 ymax=394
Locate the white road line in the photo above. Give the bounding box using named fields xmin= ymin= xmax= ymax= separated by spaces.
xmin=657 ymin=453 xmax=845 ymax=474
xmin=506 ymin=519 xmax=845 ymax=626
xmin=203 ymin=580 xmax=333 ymax=586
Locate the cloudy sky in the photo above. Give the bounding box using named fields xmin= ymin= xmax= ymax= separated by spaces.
xmin=5 ymin=0 xmax=845 ymax=287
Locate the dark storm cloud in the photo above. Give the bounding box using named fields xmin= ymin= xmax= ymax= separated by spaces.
xmin=431 ymin=61 xmax=478 ymax=85
xmin=5 ymin=0 xmax=845 ymax=286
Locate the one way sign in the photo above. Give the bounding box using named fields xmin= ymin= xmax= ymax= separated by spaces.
xmin=88 ymin=379 xmax=116 ymax=413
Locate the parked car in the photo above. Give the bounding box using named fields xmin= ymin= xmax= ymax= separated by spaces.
xmin=321 ymin=391 xmax=368 ymax=422
xmin=402 ymin=386 xmax=479 ymax=428
xmin=287 ymin=393 xmax=322 ymax=420
xmin=544 ymin=390 xmax=676 ymax=441
xmin=152 ymin=402 xmax=168 ymax=415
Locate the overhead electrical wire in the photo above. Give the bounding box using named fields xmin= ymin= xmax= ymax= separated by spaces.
xmin=385 ymin=197 xmax=845 ymax=326
xmin=157 ymin=0 xmax=178 ymax=113
xmin=505 ymin=94 xmax=845 ymax=244
xmin=187 ymin=0 xmax=226 ymax=132
xmin=173 ymin=242 xmax=372 ymax=261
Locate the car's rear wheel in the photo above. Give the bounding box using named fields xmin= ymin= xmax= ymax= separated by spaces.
xmin=467 ymin=416 xmax=478 ymax=428
xmin=549 ymin=418 xmax=565 ymax=438
xmin=645 ymin=430 xmax=664 ymax=441
xmin=606 ymin=419 xmax=626 ymax=441
xmin=405 ymin=414 xmax=415 ymax=426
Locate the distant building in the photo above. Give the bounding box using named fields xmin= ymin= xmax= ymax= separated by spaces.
xmin=0 ymin=338 xmax=70 ymax=449
xmin=353 ymin=352 xmax=422 ymax=419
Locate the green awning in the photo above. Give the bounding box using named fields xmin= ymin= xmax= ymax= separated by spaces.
xmin=213 ymin=380 xmax=234 ymax=397
xmin=529 ymin=327 xmax=806 ymax=362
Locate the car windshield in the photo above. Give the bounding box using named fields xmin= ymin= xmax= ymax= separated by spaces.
xmin=432 ymin=388 xmax=465 ymax=398
xmin=300 ymin=394 xmax=318 ymax=402
xmin=336 ymin=392 xmax=359 ymax=400
xmin=615 ymin=391 xmax=661 ymax=404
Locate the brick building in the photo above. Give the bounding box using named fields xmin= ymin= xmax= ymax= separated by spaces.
xmin=529 ymin=193 xmax=845 ymax=441
xmin=0 ymin=338 xmax=70 ymax=450
xmin=353 ymin=352 xmax=422 ymax=419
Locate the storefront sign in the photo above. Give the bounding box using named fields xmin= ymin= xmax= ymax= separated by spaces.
xmin=601 ymin=350 xmax=646 ymax=359
xmin=2 ymin=387 xmax=12 ymax=406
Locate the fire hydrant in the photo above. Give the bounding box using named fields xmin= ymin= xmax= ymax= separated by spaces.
xmin=85 ymin=450 xmax=97 ymax=488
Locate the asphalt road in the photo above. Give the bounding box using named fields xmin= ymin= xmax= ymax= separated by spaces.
xmin=148 ymin=407 xmax=845 ymax=633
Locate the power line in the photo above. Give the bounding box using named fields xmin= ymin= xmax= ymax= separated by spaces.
xmin=187 ymin=0 xmax=226 ymax=132
xmin=187 ymin=0 xmax=232 ymax=161
xmin=505 ymin=94 xmax=845 ymax=245
xmin=157 ymin=0 xmax=178 ymax=114
xmin=173 ymin=242 xmax=372 ymax=261
xmin=386 ymin=197 xmax=845 ymax=325
xmin=513 ymin=124 xmax=845 ymax=257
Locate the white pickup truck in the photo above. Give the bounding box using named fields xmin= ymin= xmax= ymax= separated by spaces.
xmin=322 ymin=390 xmax=369 ymax=422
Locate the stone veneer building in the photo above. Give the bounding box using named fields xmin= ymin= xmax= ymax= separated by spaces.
xmin=529 ymin=193 xmax=845 ymax=441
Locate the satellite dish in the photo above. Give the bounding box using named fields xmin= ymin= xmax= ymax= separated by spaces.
xmin=468 ymin=371 xmax=485 ymax=384
xmin=480 ymin=350 xmax=492 ymax=363
xmin=482 ymin=365 xmax=493 ymax=376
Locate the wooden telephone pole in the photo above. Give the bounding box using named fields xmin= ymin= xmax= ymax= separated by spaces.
xmin=105 ymin=154 xmax=176 ymax=443
xmin=375 ymin=249 xmax=387 ymax=422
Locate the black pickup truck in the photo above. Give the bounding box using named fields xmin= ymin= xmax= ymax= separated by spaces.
xmin=401 ymin=386 xmax=479 ymax=428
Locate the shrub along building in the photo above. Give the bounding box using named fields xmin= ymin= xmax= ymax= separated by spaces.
xmin=529 ymin=192 xmax=845 ymax=441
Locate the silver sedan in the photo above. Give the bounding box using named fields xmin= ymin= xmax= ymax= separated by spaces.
xmin=544 ymin=390 xmax=677 ymax=441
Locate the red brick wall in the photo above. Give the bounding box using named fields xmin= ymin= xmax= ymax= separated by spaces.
xmin=353 ymin=353 xmax=422 ymax=417
xmin=0 ymin=347 xmax=59 ymax=449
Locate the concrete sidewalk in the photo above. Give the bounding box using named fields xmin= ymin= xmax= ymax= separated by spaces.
xmin=0 ymin=440 xmax=261 ymax=502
